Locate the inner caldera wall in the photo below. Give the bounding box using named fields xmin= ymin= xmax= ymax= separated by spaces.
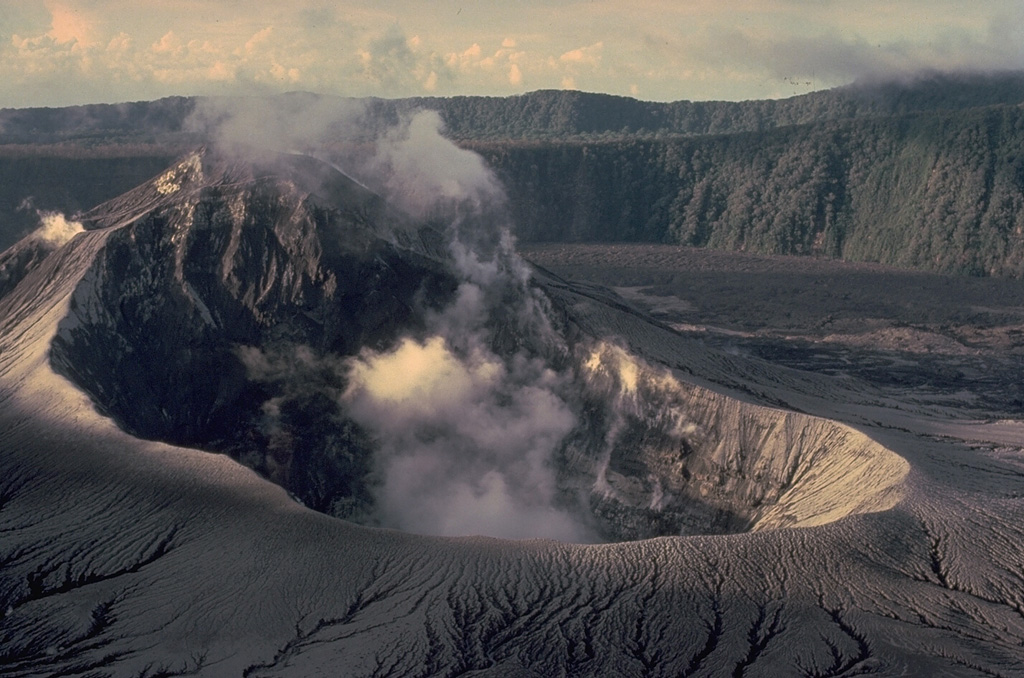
xmin=564 ymin=342 xmax=909 ymax=540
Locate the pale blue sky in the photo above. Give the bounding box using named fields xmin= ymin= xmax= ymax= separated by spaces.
xmin=2 ymin=0 xmax=1023 ymax=107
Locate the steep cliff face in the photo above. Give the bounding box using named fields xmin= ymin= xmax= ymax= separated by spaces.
xmin=45 ymin=149 xmax=906 ymax=540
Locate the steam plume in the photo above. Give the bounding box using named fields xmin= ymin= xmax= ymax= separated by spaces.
xmin=34 ymin=210 xmax=84 ymax=247
xmin=200 ymin=95 xmax=594 ymax=541
xmin=364 ymin=109 xmax=499 ymax=221
xmin=343 ymin=336 xmax=584 ymax=540
xmin=338 ymin=107 xmax=592 ymax=540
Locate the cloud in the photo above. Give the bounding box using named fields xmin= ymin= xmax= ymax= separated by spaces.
xmin=560 ymin=41 xmax=603 ymax=67
xmin=353 ymin=24 xmax=455 ymax=94
xmin=186 ymin=92 xmax=506 ymax=231
xmin=343 ymin=335 xmax=587 ymax=541
xmin=31 ymin=210 xmax=84 ymax=246
xmin=676 ymin=8 xmax=1024 ymax=94
xmin=336 ymin=111 xmax=592 ymax=539
xmin=5 ymin=1 xmax=1024 ymax=108
xmin=46 ymin=2 xmax=99 ymax=46
xmin=860 ymin=31 xmax=1012 ymax=79
xmin=365 ymin=109 xmax=503 ymax=220
xmin=442 ymin=39 xmax=527 ymax=87
xmin=346 ymin=336 xmax=488 ymax=411
xmin=0 ymin=3 xmax=363 ymax=104
xmin=358 ymin=24 xmax=418 ymax=90
xmin=186 ymin=93 xmax=367 ymax=159
xmin=242 ymin=26 xmax=275 ymax=55
xmin=299 ymin=4 xmax=342 ymax=31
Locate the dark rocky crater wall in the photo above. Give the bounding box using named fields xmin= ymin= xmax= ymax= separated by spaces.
xmin=50 ymin=151 xmax=459 ymax=516
xmin=46 ymin=150 xmax=907 ymax=542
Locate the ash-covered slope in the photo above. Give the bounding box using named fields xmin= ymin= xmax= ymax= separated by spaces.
xmin=2 ymin=131 xmax=1024 ymax=676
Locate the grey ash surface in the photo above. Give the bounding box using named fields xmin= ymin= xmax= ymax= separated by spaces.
xmin=523 ymin=242 xmax=1024 ymax=419
xmin=2 ymin=164 xmax=1024 ymax=676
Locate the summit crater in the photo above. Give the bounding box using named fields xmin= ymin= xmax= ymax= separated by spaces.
xmin=43 ymin=149 xmax=907 ymax=542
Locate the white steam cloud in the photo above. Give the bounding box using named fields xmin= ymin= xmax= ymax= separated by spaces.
xmin=365 ymin=110 xmax=499 ymax=220
xmin=186 ymin=94 xmax=373 ymax=160
xmin=188 ymin=96 xmax=507 ymax=230
xmin=343 ymin=336 xmax=584 ymax=541
xmin=337 ymin=108 xmax=592 ymax=541
xmin=32 ymin=211 xmax=84 ymax=247
xmin=201 ymin=95 xmax=593 ymax=541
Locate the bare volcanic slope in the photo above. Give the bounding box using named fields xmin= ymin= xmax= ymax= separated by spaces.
xmin=1 ymin=138 xmax=1023 ymax=675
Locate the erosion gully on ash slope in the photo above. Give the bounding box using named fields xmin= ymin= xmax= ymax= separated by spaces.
xmin=0 ymin=149 xmax=1023 ymax=677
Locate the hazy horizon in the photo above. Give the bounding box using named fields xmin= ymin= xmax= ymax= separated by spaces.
xmin=3 ymin=1 xmax=1024 ymax=108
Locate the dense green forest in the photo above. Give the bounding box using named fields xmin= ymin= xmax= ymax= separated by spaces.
xmin=3 ymin=72 xmax=1024 ymax=275
xmin=474 ymin=103 xmax=1024 ymax=276
xmin=5 ymin=71 xmax=1024 ymax=142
